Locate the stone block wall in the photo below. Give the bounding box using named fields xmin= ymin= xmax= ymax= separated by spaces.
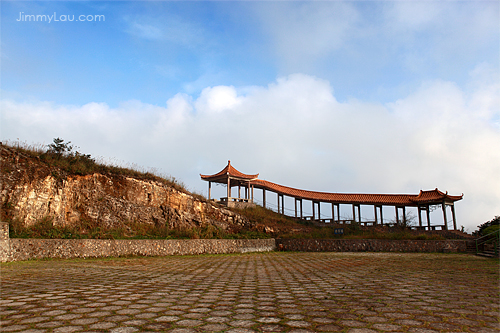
xmin=1 ymin=237 xmax=275 ymax=263
xmin=0 ymin=223 xmax=10 ymax=261
xmin=1 ymin=222 xmax=473 ymax=262
xmin=276 ymin=238 xmax=468 ymax=253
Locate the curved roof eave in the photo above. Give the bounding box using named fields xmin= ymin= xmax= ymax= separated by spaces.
xmin=200 ymin=160 xmax=259 ymax=182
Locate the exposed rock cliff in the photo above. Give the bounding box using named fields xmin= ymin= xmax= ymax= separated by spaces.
xmin=1 ymin=144 xmax=251 ymax=232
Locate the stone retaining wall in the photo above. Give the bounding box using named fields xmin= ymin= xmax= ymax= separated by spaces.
xmin=3 ymin=238 xmax=275 ymax=262
xmin=1 ymin=222 xmax=471 ymax=262
xmin=276 ymin=238 xmax=468 ymax=253
xmin=0 ymin=223 xmax=276 ymax=262
xmin=0 ymin=222 xmax=10 ymax=261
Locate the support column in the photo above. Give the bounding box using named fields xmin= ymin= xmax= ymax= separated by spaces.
xmin=263 ymin=189 xmax=266 ymax=208
xmin=451 ymin=204 xmax=457 ymax=230
xmin=312 ymin=201 xmax=316 ymax=221
xmin=402 ymin=206 xmax=407 ymax=225
xmin=277 ymin=193 xmax=280 ymax=214
xmin=418 ymin=206 xmax=423 ymax=227
xmin=300 ymin=199 xmax=303 ymax=219
xmin=227 ymin=177 xmax=231 ymax=199
xmin=426 ymin=205 xmax=431 ymax=230
xmin=442 ymin=201 xmax=448 ymax=230
xmin=337 ymin=204 xmax=340 ymax=222
xmin=374 ymin=206 xmax=378 ymax=225
xmin=332 ymin=203 xmax=335 ymax=223
xmin=251 ymin=185 xmax=254 ymax=202
xmin=208 ymin=181 xmax=211 ymax=201
xmin=395 ymin=206 xmax=399 ymax=225
xmin=295 ymin=199 xmax=298 ymax=218
xmin=380 ymin=206 xmax=384 ymax=225
xmin=318 ymin=202 xmax=321 ymax=221
xmin=238 ymin=185 xmax=241 ymax=199
xmin=282 ymin=195 xmax=285 ymax=214
xmin=352 ymin=204 xmax=356 ymax=223
xmin=357 ymin=205 xmax=361 ymax=223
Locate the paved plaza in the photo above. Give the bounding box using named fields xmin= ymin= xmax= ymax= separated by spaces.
xmin=1 ymin=252 xmax=499 ymax=333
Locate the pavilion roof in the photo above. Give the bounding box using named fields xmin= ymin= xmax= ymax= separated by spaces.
xmin=200 ymin=160 xmax=259 ymax=184
xmin=250 ymin=180 xmax=463 ymax=206
xmin=411 ymin=188 xmax=463 ymax=203
xmin=200 ymin=162 xmax=463 ymax=206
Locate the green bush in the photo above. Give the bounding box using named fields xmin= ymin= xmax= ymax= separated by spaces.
xmin=483 ymin=224 xmax=500 ymax=236
xmin=475 ymin=216 xmax=500 ymax=236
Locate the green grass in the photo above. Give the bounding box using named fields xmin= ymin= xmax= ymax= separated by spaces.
xmin=7 ymin=215 xmax=273 ymax=240
xmin=234 ymin=206 xmax=446 ymax=240
xmin=232 ymin=205 xmax=310 ymax=227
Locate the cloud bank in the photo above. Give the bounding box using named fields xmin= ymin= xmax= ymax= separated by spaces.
xmin=2 ymin=71 xmax=499 ymax=231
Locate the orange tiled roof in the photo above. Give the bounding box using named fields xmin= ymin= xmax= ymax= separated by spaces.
xmin=200 ymin=160 xmax=259 ymax=182
xmin=250 ymin=180 xmax=462 ymax=206
xmin=200 ymin=162 xmax=463 ymax=206
xmin=412 ymin=188 xmax=463 ymax=203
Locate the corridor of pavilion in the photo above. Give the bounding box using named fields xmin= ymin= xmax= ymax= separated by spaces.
xmin=201 ymin=161 xmax=463 ymax=231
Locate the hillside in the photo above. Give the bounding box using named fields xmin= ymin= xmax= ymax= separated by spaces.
xmin=0 ymin=141 xmax=310 ymax=239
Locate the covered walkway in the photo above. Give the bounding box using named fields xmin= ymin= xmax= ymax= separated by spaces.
xmin=201 ymin=161 xmax=463 ymax=230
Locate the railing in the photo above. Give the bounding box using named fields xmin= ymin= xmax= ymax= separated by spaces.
xmin=302 ymin=216 xmax=361 ymax=224
xmin=302 ymin=216 xmax=353 ymax=224
xmin=475 ymin=229 xmax=500 ymax=256
xmin=220 ymin=197 xmax=252 ymax=203
xmin=218 ymin=197 xmax=256 ymax=208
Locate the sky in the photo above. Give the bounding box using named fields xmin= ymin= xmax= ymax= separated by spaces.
xmin=1 ymin=1 xmax=499 ymax=232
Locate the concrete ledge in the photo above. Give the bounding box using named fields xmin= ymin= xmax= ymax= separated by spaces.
xmin=276 ymin=238 xmax=468 ymax=253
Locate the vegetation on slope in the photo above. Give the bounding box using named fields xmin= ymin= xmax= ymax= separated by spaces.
xmin=7 ymin=215 xmax=271 ymax=240
xmin=3 ymin=138 xmax=188 ymax=193
xmin=2 ymin=139 xmax=473 ymax=240
xmin=475 ymin=216 xmax=500 ymax=237
xmin=232 ymin=206 xmax=449 ymax=240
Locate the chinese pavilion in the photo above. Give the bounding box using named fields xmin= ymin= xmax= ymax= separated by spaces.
xmin=200 ymin=161 xmax=463 ymax=230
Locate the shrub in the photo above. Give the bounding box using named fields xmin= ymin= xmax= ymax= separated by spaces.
xmin=475 ymin=216 xmax=500 ymax=236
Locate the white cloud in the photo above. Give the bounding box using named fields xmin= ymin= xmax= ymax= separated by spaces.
xmin=1 ymin=71 xmax=499 ymax=231
xmin=195 ymin=86 xmax=243 ymax=114
xmin=384 ymin=2 xmax=443 ymax=31
xmin=124 ymin=14 xmax=205 ymax=47
xmin=254 ymin=2 xmax=359 ymax=69
xmin=252 ymin=1 xmax=498 ymax=84
xmin=128 ymin=22 xmax=163 ymax=40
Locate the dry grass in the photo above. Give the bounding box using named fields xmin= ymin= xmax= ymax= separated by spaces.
xmin=8 ymin=215 xmax=272 ymax=240
xmin=2 ymin=139 xmax=188 ymax=193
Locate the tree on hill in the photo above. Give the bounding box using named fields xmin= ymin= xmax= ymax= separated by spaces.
xmin=474 ymin=216 xmax=499 ymax=236
xmin=47 ymin=137 xmax=73 ymax=157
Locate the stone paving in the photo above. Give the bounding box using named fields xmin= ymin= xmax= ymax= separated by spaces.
xmin=1 ymin=252 xmax=499 ymax=333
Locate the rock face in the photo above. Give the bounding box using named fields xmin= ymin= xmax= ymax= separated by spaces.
xmin=1 ymin=145 xmax=250 ymax=231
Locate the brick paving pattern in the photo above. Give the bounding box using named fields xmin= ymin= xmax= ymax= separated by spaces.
xmin=1 ymin=252 xmax=498 ymax=332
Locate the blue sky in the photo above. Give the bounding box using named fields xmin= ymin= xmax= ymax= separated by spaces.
xmin=1 ymin=1 xmax=499 ymax=231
